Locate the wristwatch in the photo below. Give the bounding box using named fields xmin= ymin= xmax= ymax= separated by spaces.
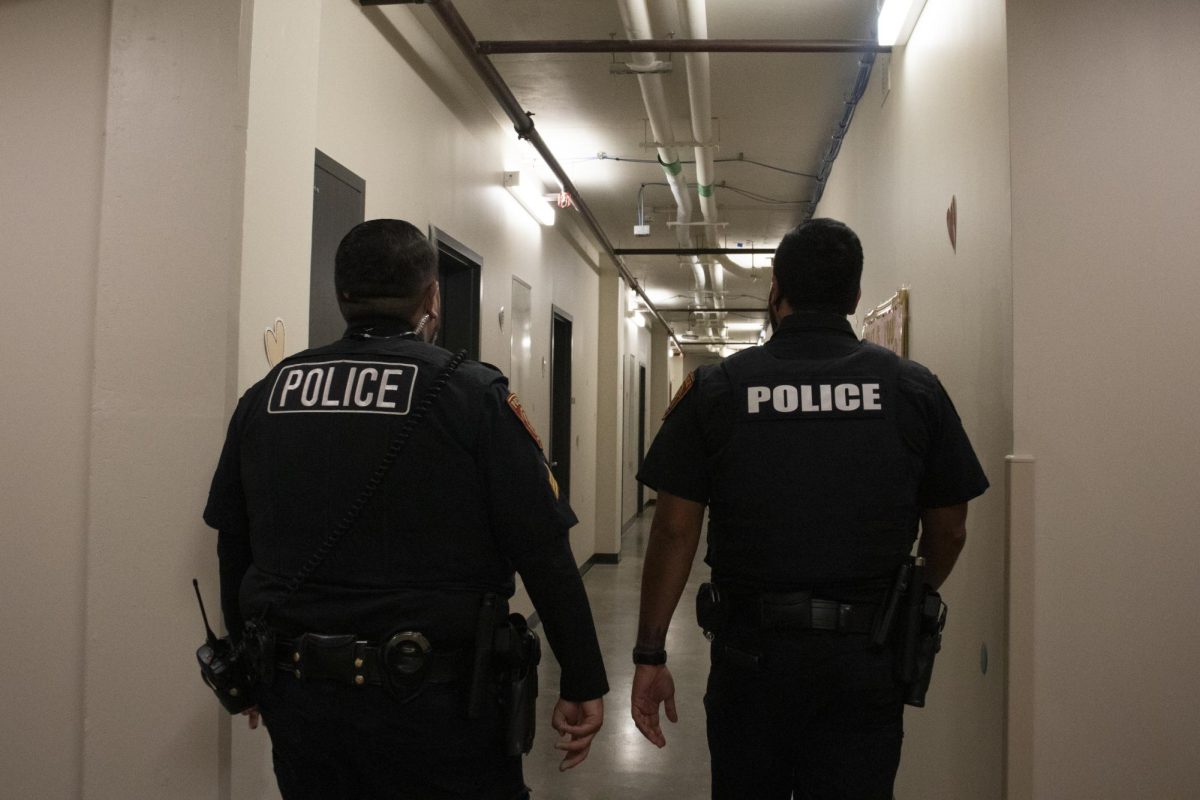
xmin=632 ymin=646 xmax=667 ymax=666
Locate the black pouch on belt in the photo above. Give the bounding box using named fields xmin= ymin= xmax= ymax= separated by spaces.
xmin=496 ymin=614 xmax=541 ymax=756
xmin=696 ymin=582 xmax=729 ymax=639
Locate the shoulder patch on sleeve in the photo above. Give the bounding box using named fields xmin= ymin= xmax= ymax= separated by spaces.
xmin=663 ymin=370 xmax=696 ymax=420
xmin=506 ymin=392 xmax=544 ymax=451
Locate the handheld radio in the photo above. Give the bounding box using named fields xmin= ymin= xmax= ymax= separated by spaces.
xmin=193 ymin=579 xmax=257 ymax=714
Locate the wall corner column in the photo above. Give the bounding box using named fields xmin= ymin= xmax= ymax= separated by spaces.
xmin=593 ymin=265 xmax=625 ymax=558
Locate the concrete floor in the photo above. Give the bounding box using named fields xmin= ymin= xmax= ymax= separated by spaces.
xmin=523 ymin=511 xmax=714 ymax=799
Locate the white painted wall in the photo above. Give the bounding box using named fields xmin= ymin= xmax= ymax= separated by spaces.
xmin=313 ymin=1 xmax=602 ymax=567
xmin=0 ymin=2 xmax=110 ymax=796
xmin=0 ymin=0 xmax=251 ymax=797
xmin=1007 ymin=2 xmax=1200 ymax=797
xmin=814 ymin=0 xmax=1012 ymax=796
xmin=620 ymin=284 xmax=654 ymax=527
xmin=85 ymin=2 xmax=251 ymax=797
xmin=595 ymin=267 xmax=626 ymax=556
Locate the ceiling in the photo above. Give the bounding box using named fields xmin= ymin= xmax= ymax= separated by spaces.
xmin=405 ymin=0 xmax=881 ymax=350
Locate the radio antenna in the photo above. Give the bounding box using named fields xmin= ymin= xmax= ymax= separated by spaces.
xmin=192 ymin=578 xmax=219 ymax=645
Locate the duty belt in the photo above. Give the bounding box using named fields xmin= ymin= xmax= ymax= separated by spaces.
xmin=275 ymin=632 xmax=472 ymax=687
xmin=728 ymin=591 xmax=878 ymax=634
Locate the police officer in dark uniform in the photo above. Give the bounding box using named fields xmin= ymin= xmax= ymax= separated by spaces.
xmin=204 ymin=219 xmax=607 ymax=800
xmin=629 ymin=218 xmax=988 ymax=798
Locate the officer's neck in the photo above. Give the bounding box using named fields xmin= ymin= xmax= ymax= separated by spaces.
xmin=344 ymin=315 xmax=416 ymax=339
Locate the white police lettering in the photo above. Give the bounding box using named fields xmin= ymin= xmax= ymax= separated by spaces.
xmin=745 ymin=382 xmax=883 ymax=416
xmin=268 ymin=360 xmax=419 ymax=415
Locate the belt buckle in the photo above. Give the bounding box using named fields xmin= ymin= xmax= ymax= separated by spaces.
xmin=760 ymin=591 xmax=812 ymax=630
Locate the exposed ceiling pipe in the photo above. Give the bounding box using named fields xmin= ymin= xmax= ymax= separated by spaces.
xmin=476 ymin=38 xmax=892 ymax=55
xmin=675 ymin=0 xmax=721 ymax=296
xmin=616 ymin=0 xmax=693 ymax=254
xmin=617 ymin=0 xmax=714 ymax=339
xmin=377 ymin=0 xmax=683 ymax=346
xmin=675 ymin=0 xmax=754 ymax=293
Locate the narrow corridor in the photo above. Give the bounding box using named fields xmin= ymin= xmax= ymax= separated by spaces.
xmin=525 ymin=512 xmax=712 ymax=798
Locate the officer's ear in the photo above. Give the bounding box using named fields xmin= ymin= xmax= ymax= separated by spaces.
xmin=424 ymin=280 xmax=441 ymax=319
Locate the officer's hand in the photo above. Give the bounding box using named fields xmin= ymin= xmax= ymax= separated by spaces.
xmin=631 ymin=664 xmax=677 ymax=748
xmin=551 ymin=697 xmax=604 ymax=771
xmin=241 ymin=706 xmax=261 ymax=730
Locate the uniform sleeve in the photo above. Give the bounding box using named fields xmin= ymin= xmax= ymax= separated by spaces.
xmin=917 ymin=378 xmax=990 ymax=508
xmin=203 ymin=411 xmax=249 ymax=535
xmin=478 ymin=382 xmax=608 ymax=700
xmin=204 ymin=408 xmax=254 ymax=638
xmin=637 ymin=369 xmax=710 ymax=503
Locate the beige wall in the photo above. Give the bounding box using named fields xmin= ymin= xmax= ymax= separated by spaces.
xmin=1 ymin=0 xmax=251 ymax=797
xmin=313 ymin=1 xmax=604 ymax=566
xmin=85 ymin=1 xmax=251 ymax=797
xmin=594 ymin=267 xmax=626 ymax=555
xmin=620 ymin=286 xmax=654 ymax=526
xmin=1008 ymin=1 xmax=1200 ymax=797
xmin=0 ymin=2 xmax=110 ymax=796
xmin=815 ymin=0 xmax=1012 ymax=796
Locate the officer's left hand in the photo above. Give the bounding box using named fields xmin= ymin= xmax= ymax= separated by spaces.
xmin=241 ymin=706 xmax=261 ymax=730
xmin=551 ymin=697 xmax=604 ymax=771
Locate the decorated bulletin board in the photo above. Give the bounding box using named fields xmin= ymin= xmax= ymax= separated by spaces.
xmin=861 ymin=287 xmax=909 ymax=358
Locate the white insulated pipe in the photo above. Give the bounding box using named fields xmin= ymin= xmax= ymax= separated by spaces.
xmin=618 ymin=0 xmax=717 ymax=337
xmin=617 ymin=0 xmax=693 ymax=254
xmin=676 ymin=0 xmax=717 ymax=235
xmin=676 ymin=0 xmax=749 ymax=332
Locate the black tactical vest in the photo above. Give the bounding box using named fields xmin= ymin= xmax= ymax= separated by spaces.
xmin=701 ymin=337 xmax=925 ymax=590
xmin=235 ymin=334 xmax=514 ymax=639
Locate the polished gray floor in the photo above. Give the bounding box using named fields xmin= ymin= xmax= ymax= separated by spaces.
xmin=523 ymin=511 xmax=714 ymax=799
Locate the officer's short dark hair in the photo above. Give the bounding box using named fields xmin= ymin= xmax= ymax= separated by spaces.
xmin=772 ymin=218 xmax=863 ymax=315
xmin=335 ymin=219 xmax=437 ymax=320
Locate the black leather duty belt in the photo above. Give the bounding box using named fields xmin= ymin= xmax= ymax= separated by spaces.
xmin=274 ymin=632 xmax=472 ymax=687
xmin=729 ymin=592 xmax=878 ymax=635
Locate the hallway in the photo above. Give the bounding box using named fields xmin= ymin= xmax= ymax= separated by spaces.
xmin=525 ymin=512 xmax=712 ymax=798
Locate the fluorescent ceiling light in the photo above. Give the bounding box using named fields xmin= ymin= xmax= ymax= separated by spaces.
xmin=644 ymin=287 xmax=675 ymax=306
xmin=877 ymin=0 xmax=928 ymax=46
xmin=726 ymin=252 xmax=771 ymax=270
xmin=503 ymin=171 xmax=555 ymax=227
xmin=725 ymin=321 xmax=766 ymax=331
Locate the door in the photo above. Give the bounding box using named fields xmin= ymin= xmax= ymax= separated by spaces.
xmin=429 ymin=228 xmax=481 ymax=360
xmin=310 ymin=150 xmax=365 ymax=347
xmin=550 ymin=308 xmax=573 ymax=506
xmin=509 ymin=277 xmax=533 ymax=399
xmin=637 ymin=363 xmax=646 ymax=513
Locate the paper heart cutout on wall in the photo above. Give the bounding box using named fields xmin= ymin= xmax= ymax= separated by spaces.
xmin=264 ymin=318 xmax=286 ymax=367
xmin=946 ymin=195 xmax=958 ymax=253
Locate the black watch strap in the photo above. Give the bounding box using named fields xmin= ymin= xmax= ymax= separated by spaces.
xmin=632 ymin=647 xmax=667 ymax=666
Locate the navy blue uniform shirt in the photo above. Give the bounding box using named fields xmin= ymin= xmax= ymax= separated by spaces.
xmin=204 ymin=320 xmax=608 ymax=701
xmin=638 ymin=311 xmax=989 ymax=593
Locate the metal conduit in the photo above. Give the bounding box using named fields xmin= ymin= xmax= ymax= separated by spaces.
xmin=615 ymin=248 xmax=774 ymax=256
xmin=477 ymin=39 xmax=891 ymax=55
xmin=808 ymin=53 xmax=876 ymax=216
xmin=377 ymin=0 xmax=682 ymax=344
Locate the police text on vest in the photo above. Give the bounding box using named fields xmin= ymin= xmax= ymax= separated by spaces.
xmin=744 ymin=382 xmax=882 ymax=418
xmin=268 ymin=360 xmax=419 ymax=415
